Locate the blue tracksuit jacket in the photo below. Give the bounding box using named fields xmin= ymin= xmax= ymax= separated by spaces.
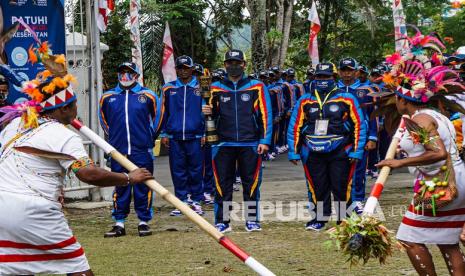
xmin=287 ymin=88 xmax=367 ymax=161
xmin=160 ymin=77 xmax=205 ymax=140
xmin=210 ymin=75 xmax=273 ymax=146
xmin=99 ymin=83 xmax=163 ymax=154
xmin=338 ymin=80 xmax=378 ymax=141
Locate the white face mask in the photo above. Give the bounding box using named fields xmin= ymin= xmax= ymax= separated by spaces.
xmin=119 ymin=80 xmax=136 ymax=87
xmin=118 ymin=72 xmax=137 ymax=87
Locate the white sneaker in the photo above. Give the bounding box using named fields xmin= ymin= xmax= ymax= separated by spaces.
xmin=352 ymin=201 xmax=364 ymax=215
xmin=191 ymin=202 xmax=204 ymax=215
xmin=170 ymin=209 xmax=182 ymax=216
xmin=203 ymin=193 xmax=214 ymax=205
xmin=267 ymin=153 xmax=275 ymax=160
xmin=187 ymin=194 xmax=193 ymax=205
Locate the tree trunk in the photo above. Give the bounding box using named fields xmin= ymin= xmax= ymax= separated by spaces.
xmin=278 ymin=0 xmax=293 ymax=67
xmin=245 ymin=0 xmax=269 ymax=71
xmin=270 ymin=0 xmax=284 ymax=66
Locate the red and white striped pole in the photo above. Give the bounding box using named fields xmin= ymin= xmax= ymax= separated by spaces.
xmin=363 ymin=117 xmax=407 ymax=215
xmin=70 ymin=119 xmax=275 ymax=276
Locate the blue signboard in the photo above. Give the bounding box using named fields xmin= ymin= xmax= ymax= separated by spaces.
xmin=1 ymin=0 xmax=65 ymax=104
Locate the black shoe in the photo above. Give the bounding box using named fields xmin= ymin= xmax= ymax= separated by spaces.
xmin=138 ymin=224 xmax=152 ymax=237
xmin=104 ymin=225 xmax=126 ymax=238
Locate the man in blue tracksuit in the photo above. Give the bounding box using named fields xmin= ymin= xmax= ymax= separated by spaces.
xmin=267 ymin=70 xmax=283 ymax=155
xmin=286 ymin=68 xmax=304 ymax=101
xmin=288 ymin=62 xmax=367 ymax=231
xmin=160 ymin=56 xmax=205 ymax=216
xmin=271 ymin=66 xmax=292 ymax=152
xmin=99 ymin=62 xmax=163 ymax=238
xmin=358 ymin=65 xmax=371 ymax=87
xmin=358 ymin=65 xmax=379 ymax=176
xmin=303 ymin=68 xmax=315 ymax=94
xmin=337 ymin=58 xmax=377 ymax=214
xmin=203 ymin=49 xmax=272 ymax=233
xmin=193 ymin=63 xmax=214 ymax=204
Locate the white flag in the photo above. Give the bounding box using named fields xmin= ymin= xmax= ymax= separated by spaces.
xmin=162 ymin=22 xmax=177 ymax=84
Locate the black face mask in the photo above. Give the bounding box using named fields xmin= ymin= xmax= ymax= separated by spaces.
xmin=226 ymin=64 xmax=244 ymax=78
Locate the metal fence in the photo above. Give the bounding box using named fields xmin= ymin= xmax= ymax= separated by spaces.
xmin=63 ymin=0 xmax=105 ymax=200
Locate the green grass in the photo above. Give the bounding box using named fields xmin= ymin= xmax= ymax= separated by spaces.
xmin=56 ymin=195 xmax=453 ymax=276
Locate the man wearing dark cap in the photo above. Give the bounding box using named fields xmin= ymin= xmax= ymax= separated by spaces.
xmin=267 ymin=70 xmax=283 ymax=157
xmin=99 ymin=62 xmax=163 ymax=238
xmin=338 ymin=58 xmax=377 ymax=213
xmin=287 ymin=62 xmax=367 ymax=231
xmin=193 ymin=63 xmax=204 ymax=77
xmin=202 ymin=49 xmax=272 ymax=233
xmin=303 ymin=68 xmax=315 ymax=94
xmin=270 ymin=66 xmax=292 ymax=153
xmin=160 ymin=55 xmax=206 ymax=216
xmin=358 ymin=65 xmax=371 ymax=87
xmin=286 ymin=68 xmax=304 ymax=101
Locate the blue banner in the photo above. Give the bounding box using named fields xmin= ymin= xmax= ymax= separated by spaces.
xmin=1 ymin=0 xmax=65 ymax=104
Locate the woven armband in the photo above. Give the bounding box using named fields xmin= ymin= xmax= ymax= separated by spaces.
xmin=70 ymin=157 xmax=95 ymax=173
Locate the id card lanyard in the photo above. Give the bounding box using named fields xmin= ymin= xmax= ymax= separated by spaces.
xmin=314 ymin=87 xmax=337 ymax=119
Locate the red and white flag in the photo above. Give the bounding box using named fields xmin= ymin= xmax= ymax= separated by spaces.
xmin=392 ymin=0 xmax=409 ymax=53
xmin=162 ymin=22 xmax=177 ymax=84
xmin=97 ymin=0 xmax=114 ymax=32
xmin=130 ymin=0 xmax=144 ymax=84
xmin=307 ymin=0 xmax=320 ymax=67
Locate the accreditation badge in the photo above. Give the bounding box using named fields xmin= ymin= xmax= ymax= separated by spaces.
xmin=314 ymin=119 xmax=329 ymax=135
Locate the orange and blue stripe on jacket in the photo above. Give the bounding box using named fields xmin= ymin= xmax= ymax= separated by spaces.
xmin=99 ymin=83 xmax=163 ymax=154
xmin=286 ymin=89 xmax=367 ymax=161
xmin=209 ymin=76 xmax=273 ymax=146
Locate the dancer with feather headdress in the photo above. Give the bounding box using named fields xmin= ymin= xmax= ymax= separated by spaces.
xmin=0 ymin=44 xmax=153 ymax=275
xmin=374 ymin=27 xmax=465 ymax=275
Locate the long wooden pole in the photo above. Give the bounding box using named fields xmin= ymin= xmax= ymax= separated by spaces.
xmin=363 ymin=117 xmax=407 ymax=215
xmin=70 ymin=119 xmax=275 ymax=276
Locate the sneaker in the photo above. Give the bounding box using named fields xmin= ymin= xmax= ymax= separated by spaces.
xmin=235 ymin=176 xmax=242 ymax=184
xmin=245 ymin=221 xmax=262 ymax=232
xmin=261 ymin=162 xmax=266 ymax=168
xmin=277 ymin=146 xmax=285 ymax=154
xmin=203 ymin=193 xmax=214 ymax=205
xmin=187 ymin=194 xmax=193 ymax=205
xmin=233 ymin=183 xmax=240 ymax=192
xmin=371 ymin=171 xmax=379 ymax=179
xmin=353 ymin=201 xmax=364 ymax=215
xmin=170 ymin=209 xmax=182 ymax=216
xmin=267 ymin=153 xmax=275 ymax=160
xmin=138 ymin=224 xmax=152 ymax=237
xmin=215 ymin=223 xmax=231 ymax=233
xmin=191 ymin=202 xmax=204 ymax=215
xmin=271 ymin=152 xmax=277 ymax=158
xmin=305 ymin=221 xmax=325 ymax=231
xmin=365 ymin=169 xmax=373 ymax=177
xmin=104 ymin=225 xmax=126 ymax=238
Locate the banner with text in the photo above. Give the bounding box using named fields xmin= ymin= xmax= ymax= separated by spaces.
xmin=1 ymin=0 xmax=65 ymax=104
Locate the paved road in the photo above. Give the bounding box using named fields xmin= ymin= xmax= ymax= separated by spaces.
xmin=151 ymin=153 xmax=413 ymax=209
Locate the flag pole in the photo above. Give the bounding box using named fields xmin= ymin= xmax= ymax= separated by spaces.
xmin=70 ymin=119 xmax=276 ymax=276
xmin=130 ymin=0 xmax=144 ymax=84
